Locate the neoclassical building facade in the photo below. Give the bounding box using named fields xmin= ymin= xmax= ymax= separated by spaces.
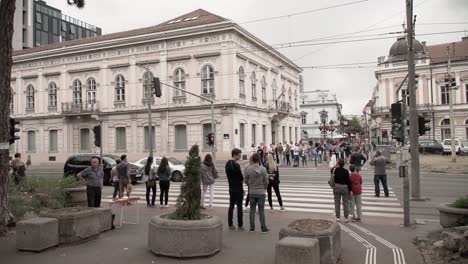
xmin=10 ymin=9 xmax=302 ymax=163
xmin=367 ymin=36 xmax=468 ymax=144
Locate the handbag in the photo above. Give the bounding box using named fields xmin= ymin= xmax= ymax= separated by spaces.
xmin=328 ymin=168 xmax=335 ymax=188
xmin=146 ymin=178 xmax=156 ymax=187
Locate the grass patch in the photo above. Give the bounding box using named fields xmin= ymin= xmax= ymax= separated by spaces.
xmin=9 ymin=176 xmax=81 ymax=219
xmin=451 ymin=195 xmax=468 ymax=209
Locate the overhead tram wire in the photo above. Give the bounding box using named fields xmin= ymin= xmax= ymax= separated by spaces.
xmin=239 ymin=0 xmax=369 ymax=24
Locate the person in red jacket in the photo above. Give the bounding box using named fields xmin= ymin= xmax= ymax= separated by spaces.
xmin=349 ymin=165 xmax=363 ymax=222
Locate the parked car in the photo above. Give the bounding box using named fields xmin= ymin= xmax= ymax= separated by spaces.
xmin=133 ymin=156 xmax=185 ymax=182
xmin=461 ymin=142 xmax=468 ymax=154
xmin=418 ymin=140 xmax=443 ymax=154
xmin=442 ymin=139 xmax=463 ymax=155
xmin=64 ymin=154 xmax=141 ymax=185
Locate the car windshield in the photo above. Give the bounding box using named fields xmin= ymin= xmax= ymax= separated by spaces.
xmin=444 ymin=140 xmax=451 ymax=145
xmin=103 ymin=157 xmax=116 ymax=166
xmin=168 ymin=158 xmax=183 ymax=165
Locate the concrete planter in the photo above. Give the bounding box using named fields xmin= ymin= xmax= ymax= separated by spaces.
xmin=40 ymin=207 xmax=112 ymax=244
xmin=64 ymin=187 xmax=87 ymax=207
xmin=148 ymin=214 xmax=223 ymax=257
xmin=279 ymin=219 xmax=341 ymax=264
xmin=438 ymin=204 xmax=468 ymax=228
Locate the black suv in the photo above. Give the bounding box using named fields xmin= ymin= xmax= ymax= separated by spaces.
xmin=63 ymin=154 xmax=140 ymax=185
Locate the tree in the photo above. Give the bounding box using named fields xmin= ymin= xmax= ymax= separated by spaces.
xmin=172 ymin=145 xmax=201 ymax=220
xmin=349 ymin=116 xmax=363 ymax=135
xmin=0 ymin=0 xmax=85 ymax=235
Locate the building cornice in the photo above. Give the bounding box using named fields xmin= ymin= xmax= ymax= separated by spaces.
xmin=67 ymin=67 xmax=101 ymax=74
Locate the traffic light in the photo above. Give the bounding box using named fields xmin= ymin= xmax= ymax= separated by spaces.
xmin=93 ymin=125 xmax=101 ymax=147
xmin=9 ymin=118 xmax=20 ymax=144
xmin=152 ymin=77 xmax=161 ymax=98
xmin=210 ymin=132 xmax=214 ymax=146
xmin=450 ymin=77 xmax=456 ymax=87
xmin=414 ymin=74 xmax=419 ymax=85
xmin=391 ymin=103 xmax=402 ymax=141
xmin=418 ymin=115 xmax=431 ymax=136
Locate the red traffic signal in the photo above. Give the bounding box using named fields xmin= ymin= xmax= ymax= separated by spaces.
xmin=9 ymin=118 xmax=20 ymax=145
xmin=207 ymin=132 xmax=214 ymax=146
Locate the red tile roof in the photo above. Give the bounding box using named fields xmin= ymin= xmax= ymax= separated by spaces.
xmin=13 ymin=9 xmax=228 ymax=56
xmin=428 ymin=37 xmax=468 ymax=64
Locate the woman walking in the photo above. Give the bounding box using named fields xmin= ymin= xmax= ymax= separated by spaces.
xmin=111 ymin=159 xmax=121 ymax=199
xmin=265 ymin=153 xmax=284 ymax=211
xmin=158 ymin=157 xmax=171 ymax=208
xmin=285 ymin=144 xmax=291 ymax=166
xmin=201 ymin=154 xmax=219 ymax=210
xmin=331 ymin=159 xmax=351 ymax=223
xmin=144 ymin=157 xmax=156 ymax=207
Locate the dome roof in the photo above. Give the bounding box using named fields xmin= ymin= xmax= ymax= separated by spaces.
xmin=388 ymin=36 xmax=425 ymax=62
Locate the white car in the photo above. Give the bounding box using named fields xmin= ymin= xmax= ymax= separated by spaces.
xmin=442 ymin=139 xmax=463 ymax=155
xmin=133 ymin=157 xmax=185 ymax=182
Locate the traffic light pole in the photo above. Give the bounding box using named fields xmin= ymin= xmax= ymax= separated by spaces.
xmin=447 ymin=46 xmax=456 ymax=163
xmin=99 ymin=121 xmax=103 ymax=165
xmin=137 ymin=65 xmax=155 ymax=159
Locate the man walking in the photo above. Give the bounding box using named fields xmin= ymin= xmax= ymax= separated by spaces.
xmin=117 ymin=154 xmax=132 ymax=198
xmin=244 ymin=153 xmax=269 ymax=233
xmin=77 ymin=157 xmax=104 ymax=207
xmin=370 ymin=150 xmax=391 ymax=197
xmin=349 ymin=146 xmax=367 ymax=172
xmin=226 ymin=148 xmax=244 ymax=231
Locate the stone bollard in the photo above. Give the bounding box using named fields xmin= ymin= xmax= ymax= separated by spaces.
xmin=17 ymin=217 xmax=58 ymax=252
xmin=276 ymin=237 xmax=320 ymax=264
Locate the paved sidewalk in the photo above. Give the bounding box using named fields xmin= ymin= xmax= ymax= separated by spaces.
xmin=1 ymin=204 xmax=422 ymax=264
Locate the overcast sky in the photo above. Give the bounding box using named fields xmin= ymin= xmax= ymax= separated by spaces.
xmin=45 ymin=0 xmax=468 ymax=115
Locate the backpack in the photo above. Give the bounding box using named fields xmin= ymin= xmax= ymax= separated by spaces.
xmin=328 ymin=167 xmax=336 ymax=188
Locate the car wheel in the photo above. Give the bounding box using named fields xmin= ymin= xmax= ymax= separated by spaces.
xmin=171 ymin=171 xmax=183 ymax=182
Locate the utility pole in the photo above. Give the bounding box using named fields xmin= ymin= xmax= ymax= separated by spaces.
xmin=447 ymin=46 xmax=457 ymax=163
xmin=406 ymin=0 xmax=421 ymax=200
xmin=137 ymin=65 xmax=154 ymax=159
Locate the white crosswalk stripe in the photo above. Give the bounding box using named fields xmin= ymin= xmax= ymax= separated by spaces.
xmin=102 ymin=179 xmax=403 ymax=218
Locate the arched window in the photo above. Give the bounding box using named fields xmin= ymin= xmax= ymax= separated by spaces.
xmin=142 ymin=72 xmax=153 ymax=99
xmin=72 ymin=79 xmax=82 ymax=104
xmin=174 ymin=68 xmax=186 ymax=96
xmin=26 ymin=85 xmax=35 ymax=110
xmin=48 ymin=82 xmax=57 ymax=108
xmin=86 ymin=78 xmax=96 ymax=103
xmin=251 ymin=71 xmax=257 ymax=99
xmin=441 ymin=118 xmax=451 ymax=140
xmin=115 ymin=75 xmax=125 ymax=102
xmin=238 ymin=66 xmax=245 ymax=95
xmin=261 ymin=76 xmax=267 ymax=101
xmin=201 ymin=65 xmax=214 ymax=94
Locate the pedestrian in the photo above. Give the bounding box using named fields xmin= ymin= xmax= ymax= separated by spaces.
xmin=370 ymin=150 xmax=391 ymax=197
xmin=144 ymin=156 xmax=157 ymax=207
xmin=276 ymin=143 xmax=283 ymax=166
xmin=301 ymin=144 xmax=307 ymax=167
xmin=331 ymin=159 xmax=351 ymax=223
xmin=10 ymin=153 xmax=30 ymax=185
xmin=244 ymin=155 xmax=258 ymax=210
xmin=158 ymin=157 xmax=171 ymax=207
xmin=293 ymin=144 xmax=300 ymax=167
xmin=329 ymin=152 xmax=337 ymax=169
xmin=349 ymin=146 xmax=367 ymax=172
xmin=265 ymin=153 xmax=284 ymax=211
xmin=226 ymin=148 xmax=245 ymax=231
xmin=349 ymin=165 xmax=363 ymax=222
xmin=285 ymin=144 xmax=291 ymax=166
xmin=77 ymin=157 xmax=103 ymax=208
xmin=244 ymin=153 xmax=269 ymax=233
xmin=111 ymin=159 xmax=121 ymax=199
xmin=117 ymin=154 xmax=132 ymax=198
xmin=201 ymin=154 xmax=219 ymax=210
xmin=257 ymin=146 xmax=265 ymax=166
xmin=317 ymin=144 xmax=323 ymax=163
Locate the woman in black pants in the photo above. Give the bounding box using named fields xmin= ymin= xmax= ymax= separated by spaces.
xmin=157 ymin=157 xmax=171 ymax=208
xmin=265 ymin=153 xmax=284 ymax=211
xmin=285 ymin=144 xmax=291 ymax=166
xmin=144 ymin=156 xmax=156 ymax=207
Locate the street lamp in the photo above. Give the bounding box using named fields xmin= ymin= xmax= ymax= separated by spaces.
xmin=329 ymin=120 xmax=335 ymax=140
xmin=319 ymin=109 xmax=328 ymax=142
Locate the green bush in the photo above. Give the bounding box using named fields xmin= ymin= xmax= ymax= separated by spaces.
xmin=9 ymin=176 xmax=82 ymax=219
xmin=451 ymin=196 xmax=468 ymax=209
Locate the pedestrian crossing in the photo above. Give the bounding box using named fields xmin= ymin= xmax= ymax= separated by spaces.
xmin=102 ymin=179 xmax=403 ymax=218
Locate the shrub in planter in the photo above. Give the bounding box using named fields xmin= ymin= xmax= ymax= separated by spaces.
xmin=438 ymin=196 xmax=468 ymax=228
xmin=148 ymin=145 xmax=223 ymax=257
xmin=452 ymin=196 xmax=468 ymax=209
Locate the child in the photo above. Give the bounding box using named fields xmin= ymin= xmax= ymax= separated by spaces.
xmin=349 ymin=165 xmax=363 ymax=222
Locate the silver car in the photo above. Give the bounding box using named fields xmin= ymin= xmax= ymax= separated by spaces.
xmin=133 ymin=157 xmax=185 ymax=182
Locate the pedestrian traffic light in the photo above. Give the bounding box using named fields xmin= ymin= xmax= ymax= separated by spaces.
xmin=206 ymin=132 xmax=214 ymax=146
xmin=93 ymin=125 xmax=101 ymax=147
xmin=450 ymin=77 xmax=456 ymax=87
xmin=414 ymin=74 xmax=419 ymax=85
xmin=391 ymin=103 xmax=402 ymax=141
xmin=152 ymin=77 xmax=162 ymax=98
xmin=418 ymin=115 xmax=431 ymax=136
xmin=9 ymin=118 xmax=20 ymax=144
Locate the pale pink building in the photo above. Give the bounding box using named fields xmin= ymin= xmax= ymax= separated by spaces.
xmin=367 ymin=36 xmax=468 ymax=144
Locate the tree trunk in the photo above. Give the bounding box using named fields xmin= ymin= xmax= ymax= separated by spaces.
xmin=0 ymin=0 xmax=16 ymax=235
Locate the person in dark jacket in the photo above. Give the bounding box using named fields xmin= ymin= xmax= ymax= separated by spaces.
xmin=265 ymin=153 xmax=284 ymax=211
xmin=225 ymin=148 xmax=244 ymax=231
xmin=201 ymin=154 xmax=219 ymax=210
xmin=349 ymin=147 xmax=367 ymax=172
xmin=331 ymin=159 xmax=351 ymax=223
xmin=157 ymin=157 xmax=171 ymax=208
